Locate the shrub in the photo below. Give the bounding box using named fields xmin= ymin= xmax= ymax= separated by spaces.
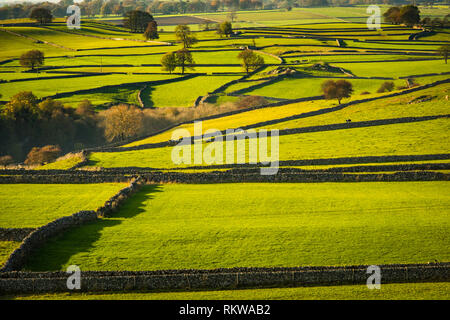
xmin=24 ymin=145 xmax=61 ymax=165
xmin=236 ymin=96 xmax=268 ymax=109
xmin=377 ymin=81 xmax=395 ymax=93
xmin=0 ymin=155 xmax=14 ymax=168
xmin=100 ymin=104 xmax=144 ymax=142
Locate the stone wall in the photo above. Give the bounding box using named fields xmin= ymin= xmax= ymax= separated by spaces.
xmin=0 ymin=171 xmax=447 ymax=184
xmin=0 ymin=263 xmax=448 ymax=294
xmin=0 ymin=228 xmax=35 ymax=241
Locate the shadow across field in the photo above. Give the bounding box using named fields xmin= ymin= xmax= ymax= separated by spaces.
xmin=22 ymin=185 xmax=163 ymax=271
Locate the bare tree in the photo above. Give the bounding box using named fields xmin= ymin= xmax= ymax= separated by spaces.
xmin=100 ymin=104 xmax=144 ymax=142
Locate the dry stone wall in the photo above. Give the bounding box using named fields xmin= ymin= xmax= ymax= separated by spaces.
xmin=0 ymin=228 xmax=35 ymax=241
xmin=0 ymin=263 xmax=448 ymax=294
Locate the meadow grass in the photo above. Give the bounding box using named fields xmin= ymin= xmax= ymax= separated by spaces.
xmin=241 ymin=77 xmax=403 ymax=100
xmin=3 ymin=49 xmax=262 ymax=67
xmin=37 ymin=155 xmax=84 ymax=170
xmin=6 ymin=26 xmax=154 ymax=51
xmin=0 ymin=73 xmax=178 ymax=100
xmin=0 ymin=72 xmax=76 ymax=81
xmin=283 ymin=54 xmax=439 ymax=64
xmin=89 ymin=118 xmax=449 ymax=168
xmin=122 ymin=79 xmax=448 ymax=145
xmin=334 ymin=60 xmax=449 ymax=78
xmin=24 ymin=182 xmax=450 ymax=271
xmin=143 ymin=75 xmax=240 ymax=108
xmin=5 ymin=282 xmax=450 ymax=300
xmin=0 ymin=184 xmax=126 ymax=228
xmin=257 ymin=84 xmax=450 ymax=130
xmin=0 ymin=241 xmax=21 ymax=268
xmin=122 ymin=99 xmax=333 ymax=146
xmin=0 ymin=29 xmax=66 ymax=62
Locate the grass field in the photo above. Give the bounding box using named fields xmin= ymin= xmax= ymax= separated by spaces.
xmin=143 ymin=75 xmax=241 ymax=108
xmin=0 ymin=241 xmax=21 ymax=268
xmin=0 ymin=5 xmax=449 ymax=300
xmin=0 ymin=184 xmax=126 ymax=228
xmin=0 ymin=74 xmax=178 ymax=101
xmin=89 ymin=117 xmax=449 ymax=168
xmin=257 ymin=84 xmax=450 ymax=130
xmin=4 ymin=282 xmax=449 ymax=300
xmin=24 ymin=182 xmax=450 ymax=271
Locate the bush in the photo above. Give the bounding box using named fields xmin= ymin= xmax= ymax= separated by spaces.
xmin=236 ymin=96 xmax=268 ymax=109
xmin=24 ymin=145 xmax=61 ymax=165
xmin=99 ymin=104 xmax=144 ymax=142
xmin=377 ymin=81 xmax=395 ymax=93
xmin=0 ymin=155 xmax=14 ymax=168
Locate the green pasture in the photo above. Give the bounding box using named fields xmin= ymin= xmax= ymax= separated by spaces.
xmin=56 ymin=86 xmax=141 ymax=108
xmin=37 ymin=155 xmax=84 ymax=170
xmin=122 ymin=99 xmax=331 ymax=146
xmin=0 ymin=29 xmax=66 ymax=62
xmin=89 ymin=118 xmax=449 ymax=168
xmin=24 ymin=182 xmax=450 ymax=271
xmin=0 ymin=241 xmax=21 ymax=268
xmin=0 ymin=73 xmax=177 ymax=100
xmin=196 ymin=8 xmax=337 ymax=25
xmin=334 ymin=59 xmax=449 ymax=78
xmin=344 ymin=40 xmax=443 ymax=52
xmin=135 ymin=79 xmax=450 ymax=145
xmin=283 ymin=54 xmax=439 ymax=64
xmin=0 ymin=72 xmax=77 ymax=81
xmin=5 ymin=26 xmax=154 ymax=51
xmin=258 ymin=84 xmax=450 ymax=130
xmin=0 ymin=184 xmax=126 ymax=228
xmin=2 ymin=49 xmax=261 ymax=68
xmin=240 ymin=77 xmax=403 ymax=100
xmin=143 ymin=75 xmax=240 ymax=108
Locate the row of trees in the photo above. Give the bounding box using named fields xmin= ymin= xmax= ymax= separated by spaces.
xmin=160 ymin=47 xmax=264 ymax=74
xmin=0 ymin=92 xmax=104 ymax=162
xmin=2 ymin=1 xmax=448 ymax=21
xmin=0 ymin=0 xmax=268 ymax=20
xmin=157 ymin=24 xmax=263 ymax=74
xmin=383 ymin=5 xmax=450 ymax=28
xmin=383 ymin=5 xmax=421 ymax=26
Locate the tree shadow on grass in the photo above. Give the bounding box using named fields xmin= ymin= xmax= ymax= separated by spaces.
xmin=23 ymin=185 xmax=163 ymax=271
xmin=140 ymin=85 xmax=155 ymax=108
